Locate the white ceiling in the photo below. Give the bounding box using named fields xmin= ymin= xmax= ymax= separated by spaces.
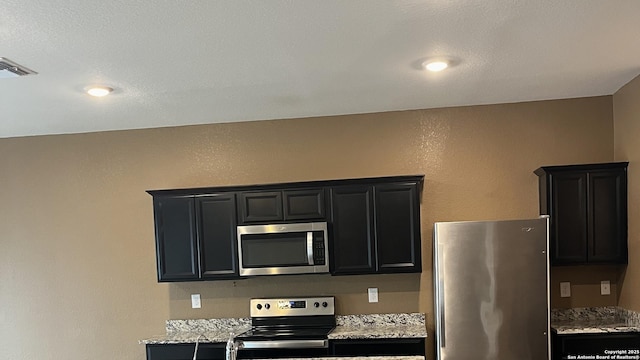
xmin=1 ymin=1 xmax=639 ymax=139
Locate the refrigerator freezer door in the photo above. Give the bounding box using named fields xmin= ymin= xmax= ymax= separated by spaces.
xmin=434 ymin=218 xmax=549 ymax=360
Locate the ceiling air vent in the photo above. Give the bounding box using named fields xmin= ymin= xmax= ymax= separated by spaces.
xmin=0 ymin=57 xmax=38 ymax=79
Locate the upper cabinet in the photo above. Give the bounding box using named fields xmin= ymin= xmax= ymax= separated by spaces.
xmin=150 ymin=192 xmax=239 ymax=282
xmin=375 ymin=183 xmax=422 ymax=272
xmin=152 ymin=195 xmax=199 ymax=281
xmin=197 ymin=194 xmax=239 ymax=279
xmin=535 ymin=162 xmax=628 ymax=265
xmin=238 ymin=191 xmax=283 ymax=223
xmin=147 ymin=175 xmax=423 ymax=282
xmin=283 ymin=189 xmax=326 ymax=221
xmin=238 ymin=188 xmax=326 ymax=224
xmin=330 ymin=178 xmax=422 ymax=275
xmin=330 ymin=185 xmax=376 ymax=274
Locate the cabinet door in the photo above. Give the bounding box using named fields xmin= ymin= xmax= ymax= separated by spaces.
xmin=330 ymin=186 xmax=376 ymax=274
xmin=238 ymin=191 xmax=283 ymax=223
xmin=550 ymin=171 xmax=588 ymax=264
xmin=588 ymin=169 xmax=628 ymax=263
xmin=146 ymin=343 xmax=225 ymax=360
xmin=552 ymin=333 xmax=640 ymax=359
xmin=152 ymin=195 xmax=199 ymax=282
xmin=330 ymin=338 xmax=425 ymax=356
xmin=375 ymin=183 xmax=422 ymax=273
xmin=197 ymin=194 xmax=239 ymax=279
xmin=283 ymin=188 xmax=326 ymax=221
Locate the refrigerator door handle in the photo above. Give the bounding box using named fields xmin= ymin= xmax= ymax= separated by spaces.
xmin=438 ymin=278 xmax=445 ymax=348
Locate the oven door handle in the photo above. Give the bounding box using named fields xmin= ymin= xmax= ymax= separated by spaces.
xmin=240 ymin=339 xmax=328 ymax=349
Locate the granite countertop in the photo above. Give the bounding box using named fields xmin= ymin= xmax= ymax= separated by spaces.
xmin=551 ymin=307 xmax=640 ymax=335
xmin=140 ymin=313 xmax=427 ymax=345
xmin=140 ymin=318 xmax=251 ymax=344
xmin=329 ymin=313 xmax=427 ymax=340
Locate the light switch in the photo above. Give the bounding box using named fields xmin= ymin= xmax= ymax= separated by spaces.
xmin=191 ymin=294 xmax=201 ymax=308
xmin=368 ymin=288 xmax=379 ymax=303
xmin=560 ymin=282 xmax=571 ymax=298
xmin=601 ymin=281 xmax=611 ymax=295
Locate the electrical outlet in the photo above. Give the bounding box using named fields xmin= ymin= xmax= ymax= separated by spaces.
xmin=191 ymin=294 xmax=201 ymax=308
xmin=368 ymin=288 xmax=379 ymax=303
xmin=601 ymin=281 xmax=611 ymax=295
xmin=560 ymin=282 xmax=571 ymax=298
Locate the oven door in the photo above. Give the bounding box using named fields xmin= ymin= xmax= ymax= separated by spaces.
xmin=237 ymin=222 xmax=329 ymax=276
xmin=237 ymin=336 xmax=330 ymax=359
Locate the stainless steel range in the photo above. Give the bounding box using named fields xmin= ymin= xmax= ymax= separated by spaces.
xmin=226 ymin=296 xmax=336 ymax=360
xmin=236 ymin=296 xmax=336 ymax=350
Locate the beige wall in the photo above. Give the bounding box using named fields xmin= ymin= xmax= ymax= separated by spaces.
xmin=614 ymin=74 xmax=640 ymax=313
xmin=0 ymin=96 xmax=619 ymax=360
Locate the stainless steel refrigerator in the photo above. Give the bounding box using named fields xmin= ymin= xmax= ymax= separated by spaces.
xmin=433 ymin=218 xmax=550 ymax=360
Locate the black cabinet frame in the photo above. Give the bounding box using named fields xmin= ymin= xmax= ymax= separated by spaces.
xmin=148 ymin=175 xmax=423 ymax=282
xmin=535 ymin=162 xmax=628 ymax=265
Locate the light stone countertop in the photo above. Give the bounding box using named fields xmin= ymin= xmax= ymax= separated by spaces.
xmin=140 ymin=317 xmax=251 ymax=344
xmin=140 ymin=328 xmax=251 ymax=345
xmin=330 ymin=313 xmax=427 ymax=340
xmin=551 ymin=307 xmax=640 ymax=335
xmin=328 ymin=325 xmax=426 ymax=340
xmin=140 ymin=313 xmax=426 ymax=345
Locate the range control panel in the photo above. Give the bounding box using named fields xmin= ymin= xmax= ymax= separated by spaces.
xmin=250 ymin=296 xmax=335 ymax=317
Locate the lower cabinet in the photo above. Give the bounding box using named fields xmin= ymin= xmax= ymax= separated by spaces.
xmin=330 ymin=338 xmax=426 ymax=356
xmin=147 ymin=338 xmax=426 ymax=360
xmin=552 ymin=332 xmax=640 ymax=359
xmin=146 ymin=343 xmax=225 ymax=360
xmin=238 ymin=348 xmax=329 ymax=359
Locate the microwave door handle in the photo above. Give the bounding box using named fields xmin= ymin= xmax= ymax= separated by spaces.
xmin=307 ymin=232 xmax=314 ymax=265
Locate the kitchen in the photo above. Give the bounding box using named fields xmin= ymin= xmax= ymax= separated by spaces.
xmin=2 ymin=2 xmax=640 ymax=360
xmin=4 ymin=92 xmax=640 ymax=359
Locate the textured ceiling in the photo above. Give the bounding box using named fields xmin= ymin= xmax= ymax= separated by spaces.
xmin=1 ymin=0 xmax=639 ymax=138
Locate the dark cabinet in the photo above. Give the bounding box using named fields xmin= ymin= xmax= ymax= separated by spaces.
xmin=552 ymin=332 xmax=640 ymax=359
xmin=330 ymin=186 xmax=376 ymax=274
xmin=330 ymin=180 xmax=422 ymax=275
xmin=147 ymin=343 xmax=225 ymax=360
xmin=148 ymin=175 xmax=423 ymax=282
xmin=535 ymin=162 xmax=628 ymax=265
xmin=151 ymin=192 xmax=239 ymax=282
xmin=283 ymin=189 xmax=326 ymax=220
xmin=238 ymin=191 xmax=283 ymax=223
xmin=147 ymin=338 xmax=425 ymax=360
xmin=197 ymin=194 xmax=239 ymax=279
xmin=238 ymin=188 xmax=325 ymax=223
xmin=330 ymin=338 xmax=425 ymax=356
xmin=375 ymin=183 xmax=421 ymax=272
xmin=152 ymin=195 xmax=199 ymax=281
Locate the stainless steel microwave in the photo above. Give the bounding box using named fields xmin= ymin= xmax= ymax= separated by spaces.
xmin=237 ymin=222 xmax=329 ymax=276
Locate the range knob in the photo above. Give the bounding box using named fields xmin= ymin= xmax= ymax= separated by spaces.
xmin=322 ymin=302 xmax=328 ymax=308
xmin=264 ymin=303 xmax=271 ymax=310
xmin=314 ymin=302 xmax=320 ymax=308
xmin=256 ymin=304 xmax=262 ymax=310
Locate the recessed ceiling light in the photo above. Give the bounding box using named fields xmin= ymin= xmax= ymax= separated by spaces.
xmin=86 ymin=86 xmax=113 ymax=97
xmin=423 ymin=60 xmax=449 ymax=72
